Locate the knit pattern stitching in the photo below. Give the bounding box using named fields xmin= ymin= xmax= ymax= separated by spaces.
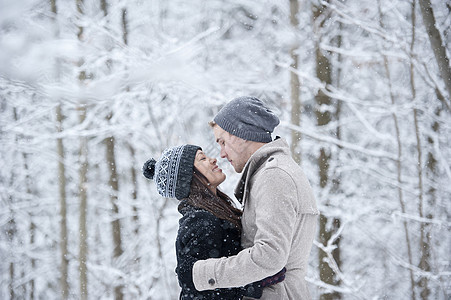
xmin=155 ymin=145 xmax=185 ymax=198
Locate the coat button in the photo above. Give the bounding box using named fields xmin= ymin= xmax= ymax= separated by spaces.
xmin=208 ymin=278 xmax=215 ymax=285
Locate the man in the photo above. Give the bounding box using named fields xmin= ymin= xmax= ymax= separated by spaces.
xmin=192 ymin=96 xmax=319 ymax=299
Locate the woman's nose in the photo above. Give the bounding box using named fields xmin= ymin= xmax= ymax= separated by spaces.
xmin=210 ymin=157 xmax=217 ymax=164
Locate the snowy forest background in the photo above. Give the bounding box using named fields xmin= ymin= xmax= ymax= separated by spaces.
xmin=1 ymin=0 xmax=450 ymax=299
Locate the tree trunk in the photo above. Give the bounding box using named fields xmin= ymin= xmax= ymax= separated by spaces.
xmin=100 ymin=2 xmax=124 ymax=298
xmin=7 ymin=108 xmax=18 ymax=299
xmin=410 ymin=3 xmax=431 ymax=299
xmin=50 ymin=0 xmax=69 ymax=297
xmin=313 ymin=2 xmax=341 ymax=299
xmin=128 ymin=144 xmax=140 ymax=235
xmin=377 ymin=2 xmax=415 ymax=299
xmin=12 ymin=107 xmax=36 ymax=299
xmin=389 ymin=80 xmax=416 ymax=300
xmin=56 ymin=104 xmax=69 ymax=299
xmin=418 ymin=0 xmax=451 ymax=101
xmin=105 ymin=132 xmax=124 ymax=300
xmin=78 ymin=105 xmax=89 ymax=300
xmin=423 ymin=101 xmax=441 ymax=297
xmin=290 ymin=0 xmax=301 ymax=164
xmin=331 ymin=17 xmax=343 ymax=298
xmin=29 ymin=221 xmax=36 ymax=299
xmin=121 ymin=7 xmax=128 ymax=46
xmin=154 ymin=198 xmax=173 ymax=296
xmin=76 ymin=1 xmax=88 ymax=299
xmin=122 ymin=9 xmax=138 ymax=237
xmin=7 ymin=217 xmax=16 ymax=299
xmin=22 ymin=150 xmax=36 ymax=299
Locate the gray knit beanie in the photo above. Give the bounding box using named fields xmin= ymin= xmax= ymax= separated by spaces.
xmin=142 ymin=144 xmax=201 ymax=200
xmin=213 ymin=96 xmax=280 ymax=143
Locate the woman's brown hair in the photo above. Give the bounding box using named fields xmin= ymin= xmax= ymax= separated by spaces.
xmin=178 ymin=167 xmax=242 ymax=229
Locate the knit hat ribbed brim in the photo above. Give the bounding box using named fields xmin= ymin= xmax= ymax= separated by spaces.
xmin=213 ymin=96 xmax=279 ymax=143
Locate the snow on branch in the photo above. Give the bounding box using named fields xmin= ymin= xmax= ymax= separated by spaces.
xmin=392 ymin=211 xmax=451 ymax=227
xmin=281 ymin=121 xmax=398 ymax=161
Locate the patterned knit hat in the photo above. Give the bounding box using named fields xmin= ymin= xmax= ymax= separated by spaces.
xmin=213 ymin=96 xmax=280 ymax=143
xmin=142 ymin=145 xmax=201 ymax=200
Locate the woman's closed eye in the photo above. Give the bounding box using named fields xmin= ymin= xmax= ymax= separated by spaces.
xmin=196 ymin=151 xmax=207 ymax=161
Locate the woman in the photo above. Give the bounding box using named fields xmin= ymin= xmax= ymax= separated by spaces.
xmin=143 ymin=144 xmax=285 ymax=299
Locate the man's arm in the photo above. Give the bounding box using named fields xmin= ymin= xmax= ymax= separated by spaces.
xmin=193 ymin=168 xmax=298 ymax=291
xmin=177 ymin=210 xmax=245 ymax=299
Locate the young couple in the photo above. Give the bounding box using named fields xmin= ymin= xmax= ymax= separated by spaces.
xmin=143 ymin=96 xmax=318 ymax=299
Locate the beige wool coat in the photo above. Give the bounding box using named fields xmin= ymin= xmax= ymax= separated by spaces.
xmin=193 ymin=138 xmax=319 ymax=299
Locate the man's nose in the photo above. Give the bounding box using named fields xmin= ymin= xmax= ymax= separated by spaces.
xmin=220 ymin=149 xmax=226 ymax=158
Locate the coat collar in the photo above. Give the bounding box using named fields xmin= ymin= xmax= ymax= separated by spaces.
xmin=234 ymin=137 xmax=289 ymax=204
